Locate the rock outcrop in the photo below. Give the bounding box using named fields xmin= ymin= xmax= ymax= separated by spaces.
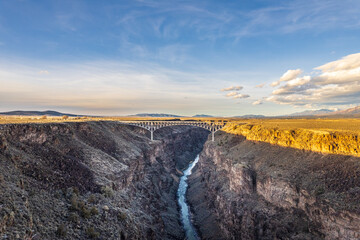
xmin=223 ymin=122 xmax=360 ymax=157
xmin=0 ymin=121 xmax=209 ymax=239
xmin=188 ymin=131 xmax=360 ymax=240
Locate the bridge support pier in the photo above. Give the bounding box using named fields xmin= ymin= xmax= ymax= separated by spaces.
xmin=119 ymin=120 xmax=226 ymax=142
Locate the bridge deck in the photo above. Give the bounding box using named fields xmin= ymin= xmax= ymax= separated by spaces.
xmin=119 ymin=121 xmax=227 ymax=141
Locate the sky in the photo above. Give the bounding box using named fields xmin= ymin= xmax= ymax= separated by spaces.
xmin=1 ymin=0 xmax=360 ymax=116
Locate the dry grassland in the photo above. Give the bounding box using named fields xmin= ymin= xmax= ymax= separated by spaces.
xmin=0 ymin=115 xmax=228 ymax=124
xmin=2 ymin=115 xmax=360 ymax=156
xmin=223 ymin=119 xmax=360 ymax=157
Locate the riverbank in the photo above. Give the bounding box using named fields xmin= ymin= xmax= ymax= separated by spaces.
xmin=177 ymin=156 xmax=200 ymax=240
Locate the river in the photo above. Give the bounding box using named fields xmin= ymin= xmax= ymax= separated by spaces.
xmin=177 ymin=155 xmax=200 ymax=240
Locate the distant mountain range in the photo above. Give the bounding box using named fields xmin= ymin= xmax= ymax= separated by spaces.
xmin=288 ymin=106 xmax=360 ymax=117
xmin=2 ymin=106 xmax=360 ymax=119
xmin=0 ymin=110 xmax=81 ymax=117
xmin=233 ymin=114 xmax=266 ymax=118
xmin=131 ymin=113 xmax=183 ymax=117
xmin=192 ymin=114 xmax=213 ymax=118
xmin=288 ymin=109 xmax=335 ymax=117
xmin=330 ymin=106 xmax=360 ymax=115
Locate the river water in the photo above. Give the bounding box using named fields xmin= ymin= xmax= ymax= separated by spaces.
xmin=177 ymin=155 xmax=200 ymax=240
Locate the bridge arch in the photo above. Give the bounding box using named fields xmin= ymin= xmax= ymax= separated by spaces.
xmin=119 ymin=121 xmax=226 ymax=141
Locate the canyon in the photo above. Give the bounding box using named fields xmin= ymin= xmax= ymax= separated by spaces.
xmin=0 ymin=122 xmax=208 ymax=239
xmin=0 ymin=121 xmax=359 ymax=239
xmin=188 ymin=131 xmax=360 ymax=240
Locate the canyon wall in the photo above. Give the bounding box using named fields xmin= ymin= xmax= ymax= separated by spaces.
xmin=188 ymin=131 xmax=360 ymax=240
xmin=223 ymin=123 xmax=360 ymax=157
xmin=0 ymin=122 xmax=209 ymax=239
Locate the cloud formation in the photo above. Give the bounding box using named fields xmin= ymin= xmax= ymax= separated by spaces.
xmin=0 ymin=58 xmax=252 ymax=116
xmin=221 ymin=86 xmax=243 ymax=91
xmin=252 ymin=99 xmax=263 ymax=105
xmin=226 ymin=91 xmax=238 ymax=97
xmin=234 ymin=94 xmax=250 ymax=99
xmin=268 ymin=53 xmax=360 ymax=107
xmin=222 ymin=85 xmax=250 ymax=100
xmin=255 ymin=83 xmax=265 ymax=88
xmin=271 ymin=69 xmax=302 ymax=87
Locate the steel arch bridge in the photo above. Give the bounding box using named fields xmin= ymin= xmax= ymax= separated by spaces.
xmin=119 ymin=121 xmax=227 ymax=141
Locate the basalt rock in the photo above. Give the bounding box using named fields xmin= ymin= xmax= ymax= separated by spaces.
xmin=188 ymin=131 xmax=360 ymax=240
xmin=0 ymin=121 xmax=208 ymax=239
xmin=223 ymin=123 xmax=360 ymax=157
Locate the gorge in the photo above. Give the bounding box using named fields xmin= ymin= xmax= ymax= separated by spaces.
xmin=0 ymin=121 xmax=359 ymax=239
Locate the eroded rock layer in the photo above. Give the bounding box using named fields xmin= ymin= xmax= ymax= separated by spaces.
xmin=0 ymin=122 xmax=209 ymax=239
xmin=223 ymin=122 xmax=360 ymax=157
xmin=188 ymin=131 xmax=360 ymax=240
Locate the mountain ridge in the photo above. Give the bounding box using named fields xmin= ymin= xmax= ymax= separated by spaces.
xmin=0 ymin=110 xmax=82 ymax=117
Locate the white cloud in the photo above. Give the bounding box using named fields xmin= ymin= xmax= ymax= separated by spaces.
xmin=226 ymin=91 xmax=238 ymax=97
xmin=233 ymin=94 xmax=250 ymax=99
xmin=114 ymin=0 xmax=360 ymax=43
xmin=280 ymin=69 xmax=303 ymax=82
xmin=315 ymin=53 xmax=360 ymax=72
xmin=221 ymin=86 xmax=243 ymax=91
xmin=0 ymin=58 xmax=256 ymax=116
xmin=271 ymin=69 xmax=303 ymax=87
xmin=255 ymin=83 xmax=266 ymax=88
xmin=272 ymin=76 xmax=312 ymax=95
xmin=267 ymin=52 xmax=360 ymax=107
xmin=252 ymin=99 xmax=263 ymax=105
xmin=315 ymin=65 xmax=360 ymax=85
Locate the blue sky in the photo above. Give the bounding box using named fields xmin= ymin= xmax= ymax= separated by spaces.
xmin=1 ymin=0 xmax=360 ymax=116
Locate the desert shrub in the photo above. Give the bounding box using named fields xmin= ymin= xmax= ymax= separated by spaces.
xmin=70 ymin=194 xmax=79 ymax=210
xmin=86 ymin=227 xmax=100 ymax=239
xmin=88 ymin=194 xmax=97 ymax=204
xmin=56 ymin=224 xmax=67 ymax=237
xmin=62 ymin=115 xmax=69 ymax=120
xmin=315 ymin=186 xmax=325 ymax=196
xmin=80 ymin=206 xmax=91 ymax=219
xmin=69 ymin=194 xmax=94 ymax=218
xmin=68 ymin=212 xmax=79 ymax=224
xmin=101 ymin=186 xmax=113 ymax=198
xmin=90 ymin=207 xmax=99 ymax=216
xmin=117 ymin=211 xmax=127 ymax=221
xmin=72 ymin=187 xmax=80 ymax=195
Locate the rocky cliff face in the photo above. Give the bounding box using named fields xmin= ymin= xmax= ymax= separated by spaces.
xmin=0 ymin=121 xmax=209 ymax=239
xmin=223 ymin=123 xmax=360 ymax=157
xmin=188 ymin=131 xmax=360 ymax=240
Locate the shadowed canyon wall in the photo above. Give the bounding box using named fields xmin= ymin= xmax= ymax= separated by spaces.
xmin=188 ymin=131 xmax=360 ymax=240
xmin=0 ymin=122 xmax=208 ymax=239
xmin=1 ymin=121 xmax=359 ymax=240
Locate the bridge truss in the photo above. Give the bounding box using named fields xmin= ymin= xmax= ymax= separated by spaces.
xmin=119 ymin=121 xmax=227 ymax=141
